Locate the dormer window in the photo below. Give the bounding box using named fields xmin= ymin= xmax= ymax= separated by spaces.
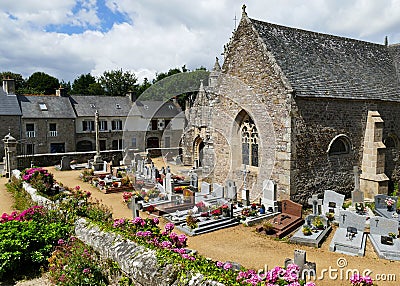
xmin=116 ymin=104 xmax=121 ymax=109
xmin=90 ymin=104 xmax=96 ymax=109
xmin=168 ymin=105 xmax=173 ymax=110
xmin=39 ymin=103 xmax=47 ymax=111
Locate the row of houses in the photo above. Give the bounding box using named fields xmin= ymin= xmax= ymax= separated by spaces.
xmin=0 ymin=78 xmax=185 ymax=158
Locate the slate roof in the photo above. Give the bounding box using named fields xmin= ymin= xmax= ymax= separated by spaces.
xmin=18 ymin=95 xmax=75 ymax=118
xmin=0 ymin=94 xmax=21 ymax=116
xmin=71 ymin=95 xmax=132 ymax=117
xmin=133 ymin=101 xmax=184 ymax=119
xmin=249 ymin=18 xmax=400 ymax=101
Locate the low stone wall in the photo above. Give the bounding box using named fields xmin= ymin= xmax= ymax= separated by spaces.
xmin=74 ymin=218 xmax=225 ymax=286
xmin=17 ymin=150 xmax=123 ymax=169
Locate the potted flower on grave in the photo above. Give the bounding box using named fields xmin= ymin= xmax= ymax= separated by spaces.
xmin=388 ymin=232 xmax=397 ymax=239
xmin=325 ymin=212 xmax=335 ymax=222
xmin=195 ymin=201 xmax=206 ymax=212
xmin=211 ymin=208 xmax=222 ymax=218
xmin=262 ymin=221 xmax=275 ymax=235
xmin=186 ymin=214 xmax=198 ymax=229
xmin=221 ymin=204 xmax=230 ymax=217
xmin=250 ymin=203 xmax=257 ymax=210
xmin=385 ymin=198 xmax=396 ymax=211
xmin=302 ymin=225 xmax=312 ymax=236
xmin=312 ymin=216 xmax=325 ymax=230
xmin=259 ymin=204 xmax=266 ymax=214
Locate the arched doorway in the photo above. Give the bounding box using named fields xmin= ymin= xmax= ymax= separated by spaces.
xmin=193 ymin=136 xmax=205 ymax=168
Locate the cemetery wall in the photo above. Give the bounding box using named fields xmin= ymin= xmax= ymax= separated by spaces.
xmin=218 ymin=14 xmax=293 ymax=199
xmin=0 ymin=115 xmax=21 ymax=158
xmin=291 ymin=97 xmax=400 ymax=203
xmin=17 ymin=150 xmax=122 ymax=169
xmin=75 ymin=218 xmax=225 ymax=286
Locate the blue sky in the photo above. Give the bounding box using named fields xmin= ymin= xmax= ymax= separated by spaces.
xmin=0 ymin=0 xmax=399 ymax=83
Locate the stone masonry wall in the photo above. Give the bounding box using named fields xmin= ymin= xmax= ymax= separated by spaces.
xmin=0 ymin=115 xmax=21 ymax=158
xmin=291 ymin=97 xmax=400 ymax=203
xmin=217 ymin=14 xmax=292 ymax=199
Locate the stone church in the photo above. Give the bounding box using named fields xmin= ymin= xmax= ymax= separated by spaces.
xmin=181 ymin=5 xmax=400 ymax=204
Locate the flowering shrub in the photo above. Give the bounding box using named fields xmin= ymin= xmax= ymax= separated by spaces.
xmin=0 ymin=206 xmax=45 ymax=223
xmin=350 ymin=274 xmax=374 ymax=286
xmin=211 ymin=208 xmax=222 ymax=216
xmin=122 ymin=191 xmax=134 ymax=203
xmin=48 ymin=236 xmax=108 ymax=285
xmin=21 ymin=167 xmax=55 ymax=195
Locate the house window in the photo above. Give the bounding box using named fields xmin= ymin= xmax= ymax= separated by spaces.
xmin=100 ymin=140 xmax=106 ymax=151
xmin=240 ymin=114 xmax=259 ymax=167
xmin=328 ymin=135 xmax=351 ymax=156
xmin=99 ymin=120 xmax=108 ymax=131
xmin=39 ymin=103 xmax=48 ymax=111
xmin=49 ymin=123 xmax=57 ymax=137
xmin=112 ymin=139 xmax=123 ymax=150
xmin=82 ymin=121 xmax=94 ymax=132
xmin=26 ymin=123 xmax=35 ymax=138
xmin=151 ymin=120 xmax=158 ymax=130
xmin=132 ymin=137 xmax=137 ymax=148
xmin=26 ymin=143 xmax=34 ymax=155
xmin=50 ymin=143 xmax=65 ymax=153
xmin=112 ymin=120 xmax=122 ymax=131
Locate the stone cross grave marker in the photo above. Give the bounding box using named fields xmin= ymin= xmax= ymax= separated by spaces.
xmin=308 ymin=194 xmax=323 ymax=216
xmin=190 ymin=171 xmax=198 ymax=190
xmin=262 ymin=179 xmax=278 ymax=212
xmin=225 ymin=180 xmax=237 ymax=201
xmin=284 ymin=249 xmax=316 ymax=280
xmin=370 ymin=216 xmax=398 ymax=236
xmin=352 ymin=166 xmax=364 ymax=206
xmin=242 ymin=189 xmax=250 ymax=206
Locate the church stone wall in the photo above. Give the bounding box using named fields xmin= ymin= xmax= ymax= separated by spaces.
xmin=216 ymin=15 xmax=293 ymax=199
xmin=292 ymin=97 xmax=400 ymax=203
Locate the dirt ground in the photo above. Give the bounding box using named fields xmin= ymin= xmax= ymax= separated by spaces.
xmin=1 ymin=163 xmax=400 ymax=286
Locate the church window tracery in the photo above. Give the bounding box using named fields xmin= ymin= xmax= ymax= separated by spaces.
xmin=241 ymin=114 xmax=259 ymax=166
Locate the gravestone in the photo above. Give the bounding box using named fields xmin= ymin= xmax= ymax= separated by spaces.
xmin=242 ymin=189 xmax=250 ymax=206
xmin=374 ymin=194 xmax=400 ymax=225
xmin=165 ymin=173 xmax=173 ymax=201
xmin=160 ymin=167 xmax=165 ymax=175
xmin=329 ymin=210 xmax=367 ymax=256
xmin=352 ymin=166 xmax=364 ymax=206
xmin=175 ymin=156 xmax=183 ymax=165
xmin=151 ymin=166 xmax=157 ymax=183
xmin=225 ymin=180 xmax=237 ymax=201
xmin=146 ymin=166 xmax=152 ymax=180
xmin=166 ymin=166 xmax=171 ymax=173
xmin=368 ymin=216 xmax=400 ymax=260
xmin=190 ymin=171 xmax=199 ymax=190
xmin=284 ymin=249 xmax=316 ymax=280
xmin=60 ymin=156 xmax=71 ymax=171
xmin=212 ymin=183 xmax=224 ymax=198
xmin=322 ymin=190 xmax=345 ymax=220
xmin=308 ymin=194 xmax=323 ymax=216
xmin=261 ymin=179 xmax=278 ymax=213
xmin=200 ymin=182 xmax=210 ymax=195
xmin=269 ymin=200 xmax=304 ymax=238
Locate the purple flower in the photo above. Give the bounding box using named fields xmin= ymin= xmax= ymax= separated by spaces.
xmin=83 ymin=268 xmax=90 ymax=274
xmin=223 ymin=262 xmax=232 ymax=270
xmin=161 ymin=241 xmax=172 ymax=248
xmin=152 ymin=217 xmax=159 ymax=225
xmin=305 ymin=282 xmax=316 ymax=286
xmin=165 ymin=222 xmax=175 ymax=232
xmin=216 ymin=261 xmax=224 ymax=268
xmin=177 ymin=234 xmax=187 ymax=243
xmin=57 ymin=239 xmax=65 ymax=245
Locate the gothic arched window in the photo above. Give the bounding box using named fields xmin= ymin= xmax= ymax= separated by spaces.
xmin=241 ymin=114 xmax=259 ymax=167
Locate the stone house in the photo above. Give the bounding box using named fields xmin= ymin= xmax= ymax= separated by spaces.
xmin=124 ymin=100 xmax=185 ymax=155
xmin=18 ymin=88 xmax=76 ymax=155
xmin=71 ymin=95 xmax=132 ymax=152
xmin=0 ymin=79 xmax=21 ymax=158
xmin=182 ymin=6 xmax=400 ymax=203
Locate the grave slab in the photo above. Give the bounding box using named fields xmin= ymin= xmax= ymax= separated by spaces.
xmin=368 ymin=216 xmax=400 ymax=260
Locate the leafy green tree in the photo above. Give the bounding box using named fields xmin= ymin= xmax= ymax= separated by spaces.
xmin=71 ymin=73 xmax=98 ymax=95
xmin=98 ymin=69 xmax=138 ymax=97
xmin=0 ymin=71 xmax=26 ymax=93
xmin=153 ymin=68 xmax=182 ymax=83
xmin=87 ymin=82 xmax=105 ymax=95
xmin=60 ymin=80 xmax=71 ymax=94
xmin=137 ymin=77 xmax=152 ymax=96
xmin=25 ymin=72 xmax=60 ymax=95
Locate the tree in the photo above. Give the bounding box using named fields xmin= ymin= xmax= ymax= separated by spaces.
xmin=98 ymin=69 xmax=138 ymax=97
xmin=25 ymin=72 xmax=60 ymax=95
xmin=71 ymin=73 xmax=99 ymax=95
xmin=136 ymin=77 xmax=152 ymax=97
xmin=0 ymin=71 xmax=25 ymax=93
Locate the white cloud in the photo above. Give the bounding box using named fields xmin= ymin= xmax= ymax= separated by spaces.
xmin=0 ymin=0 xmax=399 ymax=83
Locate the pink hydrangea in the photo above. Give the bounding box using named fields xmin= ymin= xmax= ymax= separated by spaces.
xmin=165 ymin=222 xmax=175 ymax=232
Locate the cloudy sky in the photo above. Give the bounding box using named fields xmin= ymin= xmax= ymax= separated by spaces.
xmin=1 ymin=0 xmax=400 ymax=83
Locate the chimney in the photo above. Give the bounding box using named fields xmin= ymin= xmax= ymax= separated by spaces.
xmin=126 ymin=91 xmax=137 ymax=102
xmin=56 ymin=86 xmax=68 ymax=97
xmin=3 ymin=78 xmax=15 ymax=95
